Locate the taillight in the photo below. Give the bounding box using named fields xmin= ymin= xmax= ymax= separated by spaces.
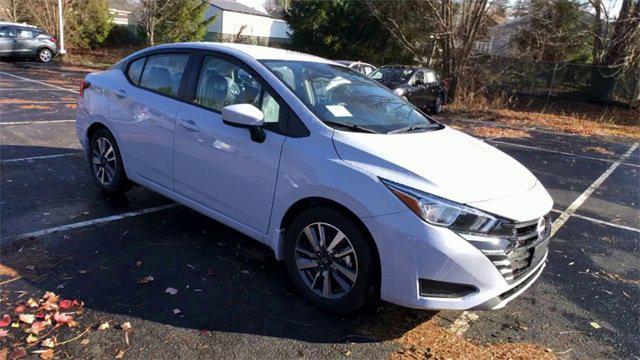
xmin=79 ymin=80 xmax=91 ymax=97
xmin=50 ymin=37 xmax=56 ymax=43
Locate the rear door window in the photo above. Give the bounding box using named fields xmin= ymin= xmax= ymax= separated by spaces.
xmin=17 ymin=29 xmax=36 ymax=38
xmin=138 ymin=53 xmax=189 ymax=97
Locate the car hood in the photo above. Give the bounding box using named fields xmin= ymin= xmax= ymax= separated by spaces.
xmin=333 ymin=127 xmax=542 ymax=213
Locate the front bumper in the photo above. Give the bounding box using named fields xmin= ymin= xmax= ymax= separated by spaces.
xmin=362 ymin=210 xmax=550 ymax=310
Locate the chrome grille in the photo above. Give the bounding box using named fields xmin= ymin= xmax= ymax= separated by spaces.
xmin=462 ymin=214 xmax=551 ymax=283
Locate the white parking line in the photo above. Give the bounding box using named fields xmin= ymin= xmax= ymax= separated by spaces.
xmin=551 ymin=142 xmax=639 ymax=237
xmin=449 ymin=141 xmax=639 ymax=336
xmin=488 ymin=139 xmax=640 ymax=169
xmin=9 ymin=204 xmax=179 ymax=241
xmin=550 ymin=209 xmax=640 ymax=233
xmin=1 ymin=152 xmax=79 ymax=163
xmin=0 ymin=71 xmax=77 ymax=93
xmin=0 ymin=119 xmax=75 ymax=125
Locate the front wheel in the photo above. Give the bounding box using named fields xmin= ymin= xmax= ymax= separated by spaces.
xmin=285 ymin=207 xmax=376 ymax=313
xmin=430 ymin=94 xmax=445 ymax=114
xmin=37 ymin=48 xmax=53 ymax=63
xmin=89 ymin=128 xmax=131 ymax=195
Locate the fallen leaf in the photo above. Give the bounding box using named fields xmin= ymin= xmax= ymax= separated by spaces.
xmin=138 ymin=275 xmax=154 ymax=284
xmin=115 ymin=349 xmax=126 ymax=359
xmin=58 ymin=300 xmax=74 ymax=310
xmin=135 ymin=260 xmax=143 ymax=267
xmin=165 ymin=287 xmax=178 ymax=295
xmin=172 ymin=309 xmax=181 ymax=315
xmin=53 ymin=313 xmax=73 ymax=324
xmin=33 ymin=349 xmax=54 ymax=360
xmin=28 ymin=321 xmax=48 ymax=335
xmin=80 ymin=339 xmax=90 ymax=345
xmin=15 ymin=305 xmax=25 ymax=313
xmin=9 ymin=347 xmax=27 ymax=359
xmin=27 ymin=299 xmax=39 ymax=308
xmin=78 ymin=269 xmax=88 ymax=274
xmin=42 ymin=292 xmax=58 ymax=301
xmin=121 ymin=322 xmax=132 ymax=331
xmin=19 ymin=314 xmax=35 ymax=324
xmin=241 ymin=270 xmax=250 ymax=274
xmin=0 ymin=314 xmax=10 ymax=327
xmin=98 ymin=322 xmax=110 ymax=330
xmin=0 ymin=329 xmax=8 ymax=337
xmin=26 ymin=333 xmax=39 ymax=343
xmin=25 ymin=265 xmax=35 ymax=270
xmin=11 ymin=322 xmax=20 ymax=328
xmin=40 ymin=337 xmax=57 ymax=348
xmin=590 ymin=322 xmax=601 ymax=329
xmin=568 ymin=262 xmax=575 ymax=266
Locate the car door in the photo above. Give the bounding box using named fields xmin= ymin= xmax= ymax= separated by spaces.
xmin=173 ymin=54 xmax=288 ymax=235
xmin=15 ymin=28 xmax=38 ymax=56
xmin=108 ymin=52 xmax=191 ymax=190
xmin=406 ymin=70 xmax=427 ymax=108
xmin=424 ymin=70 xmax=440 ymax=104
xmin=0 ymin=27 xmax=18 ymax=55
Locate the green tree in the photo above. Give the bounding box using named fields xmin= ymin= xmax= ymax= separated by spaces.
xmin=284 ymin=0 xmax=413 ymax=65
xmin=72 ymin=0 xmax=114 ymax=49
xmin=156 ymin=0 xmax=216 ymax=44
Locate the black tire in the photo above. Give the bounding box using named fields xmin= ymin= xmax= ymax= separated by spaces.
xmin=429 ymin=93 xmax=445 ymax=114
xmin=37 ymin=48 xmax=53 ymax=63
xmin=88 ymin=128 xmax=131 ymax=195
xmin=285 ymin=207 xmax=376 ymax=313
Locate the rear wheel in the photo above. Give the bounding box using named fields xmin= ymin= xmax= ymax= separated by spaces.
xmin=89 ymin=128 xmax=130 ymax=195
xmin=37 ymin=48 xmax=53 ymax=63
xmin=285 ymin=207 xmax=376 ymax=313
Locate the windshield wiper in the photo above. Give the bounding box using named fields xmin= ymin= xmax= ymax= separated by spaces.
xmin=388 ymin=123 xmax=441 ymax=134
xmin=323 ymin=120 xmax=381 ymax=134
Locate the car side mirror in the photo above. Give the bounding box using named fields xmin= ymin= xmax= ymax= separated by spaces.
xmin=222 ymin=104 xmax=266 ymax=143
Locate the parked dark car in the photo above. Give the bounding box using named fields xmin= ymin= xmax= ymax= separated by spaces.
xmin=369 ymin=65 xmax=446 ymax=114
xmin=0 ymin=22 xmax=58 ymax=63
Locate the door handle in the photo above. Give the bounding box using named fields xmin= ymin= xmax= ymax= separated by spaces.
xmin=114 ymin=89 xmax=127 ymax=99
xmin=179 ymin=118 xmax=200 ymax=132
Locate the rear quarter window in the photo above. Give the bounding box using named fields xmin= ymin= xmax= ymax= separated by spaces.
xmin=127 ymin=57 xmax=146 ymax=85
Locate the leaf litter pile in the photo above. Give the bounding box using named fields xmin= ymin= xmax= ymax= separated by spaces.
xmin=0 ymin=291 xmax=87 ymax=359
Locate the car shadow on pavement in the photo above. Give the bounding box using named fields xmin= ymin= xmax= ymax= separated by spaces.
xmin=1 ymin=195 xmax=436 ymax=345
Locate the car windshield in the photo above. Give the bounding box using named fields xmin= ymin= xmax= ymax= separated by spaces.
xmin=368 ymin=67 xmax=414 ymax=82
xmin=261 ymin=60 xmax=439 ymax=134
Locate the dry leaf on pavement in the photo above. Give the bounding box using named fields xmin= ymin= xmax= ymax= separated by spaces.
xmin=98 ymin=322 xmax=110 ymax=330
xmin=0 ymin=314 xmax=10 ymax=327
xmin=19 ymin=314 xmax=35 ymax=324
xmin=165 ymin=287 xmax=178 ymax=295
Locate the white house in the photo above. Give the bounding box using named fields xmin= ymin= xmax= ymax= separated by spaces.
xmin=108 ymin=0 xmax=137 ymax=25
xmin=206 ymin=0 xmax=290 ymax=46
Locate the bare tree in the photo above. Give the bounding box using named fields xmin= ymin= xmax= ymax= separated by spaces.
xmin=1 ymin=0 xmax=22 ymax=21
xmin=366 ymin=0 xmax=494 ymax=99
xmin=134 ymin=0 xmax=176 ymax=45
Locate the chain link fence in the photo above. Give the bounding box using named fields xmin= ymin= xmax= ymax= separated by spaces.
xmin=468 ymin=57 xmax=640 ymax=107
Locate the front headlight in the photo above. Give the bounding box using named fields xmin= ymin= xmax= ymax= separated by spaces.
xmin=381 ymin=179 xmax=498 ymax=234
xmin=393 ymin=88 xmax=405 ymax=96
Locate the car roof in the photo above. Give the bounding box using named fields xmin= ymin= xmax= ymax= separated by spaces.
xmin=136 ymin=42 xmax=336 ymax=64
xmin=0 ymin=22 xmax=38 ymax=29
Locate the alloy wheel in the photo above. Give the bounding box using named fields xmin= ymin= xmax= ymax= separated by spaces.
xmin=294 ymin=222 xmax=358 ymax=299
xmin=91 ymin=137 xmax=117 ymax=186
xmin=39 ymin=49 xmax=52 ymax=62
xmin=435 ymin=95 xmax=443 ymax=113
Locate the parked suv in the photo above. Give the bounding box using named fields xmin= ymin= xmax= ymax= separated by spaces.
xmin=0 ymin=22 xmax=58 ymax=63
xmin=369 ymin=65 xmax=447 ymax=114
xmin=77 ymin=43 xmax=553 ymax=313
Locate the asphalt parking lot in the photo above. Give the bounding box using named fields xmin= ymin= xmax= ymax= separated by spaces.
xmin=1 ymin=61 xmax=638 ymax=359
